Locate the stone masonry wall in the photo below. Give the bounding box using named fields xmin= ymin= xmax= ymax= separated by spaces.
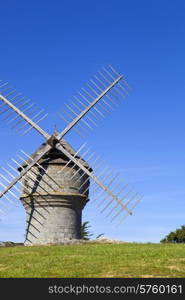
xmin=20 ymin=162 xmax=89 ymax=245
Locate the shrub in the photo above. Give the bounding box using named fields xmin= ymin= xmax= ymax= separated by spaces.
xmin=160 ymin=225 xmax=185 ymax=243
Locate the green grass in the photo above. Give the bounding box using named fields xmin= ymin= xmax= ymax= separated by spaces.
xmin=0 ymin=243 xmax=185 ymax=278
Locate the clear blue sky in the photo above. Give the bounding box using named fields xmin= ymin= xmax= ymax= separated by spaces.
xmin=0 ymin=0 xmax=185 ymax=243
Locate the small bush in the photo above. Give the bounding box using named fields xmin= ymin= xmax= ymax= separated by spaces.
xmin=160 ymin=225 xmax=185 ymax=243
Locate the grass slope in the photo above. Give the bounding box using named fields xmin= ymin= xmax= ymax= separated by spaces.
xmin=0 ymin=243 xmax=185 ymax=278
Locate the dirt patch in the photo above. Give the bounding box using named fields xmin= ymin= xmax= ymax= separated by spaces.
xmin=168 ymin=258 xmax=185 ymax=263
xmin=140 ymin=274 xmax=170 ymax=278
xmin=0 ymin=264 xmax=9 ymax=271
xmin=167 ymin=265 xmax=182 ymax=272
xmin=100 ymin=274 xmax=115 ymax=278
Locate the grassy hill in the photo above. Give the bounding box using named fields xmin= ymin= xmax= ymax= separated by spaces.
xmin=0 ymin=243 xmax=185 ymax=278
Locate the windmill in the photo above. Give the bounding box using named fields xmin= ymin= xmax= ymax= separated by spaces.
xmin=0 ymin=65 xmax=143 ymax=245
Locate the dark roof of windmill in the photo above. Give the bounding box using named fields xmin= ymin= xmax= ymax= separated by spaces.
xmin=18 ymin=139 xmax=91 ymax=171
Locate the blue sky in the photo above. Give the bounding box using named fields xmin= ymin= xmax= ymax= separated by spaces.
xmin=0 ymin=0 xmax=185 ymax=243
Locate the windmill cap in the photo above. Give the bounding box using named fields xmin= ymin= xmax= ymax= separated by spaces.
xmin=18 ymin=138 xmax=92 ymax=171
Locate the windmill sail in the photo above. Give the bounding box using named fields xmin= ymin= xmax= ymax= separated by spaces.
xmin=55 ymin=141 xmax=141 ymax=224
xmin=58 ymin=65 xmax=130 ymax=139
xmin=59 ymin=143 xmax=142 ymax=224
xmin=0 ymin=81 xmax=49 ymax=137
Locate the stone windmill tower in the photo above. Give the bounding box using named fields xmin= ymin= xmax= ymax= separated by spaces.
xmin=0 ymin=65 xmax=142 ymax=245
xmin=19 ymin=138 xmax=91 ymax=245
